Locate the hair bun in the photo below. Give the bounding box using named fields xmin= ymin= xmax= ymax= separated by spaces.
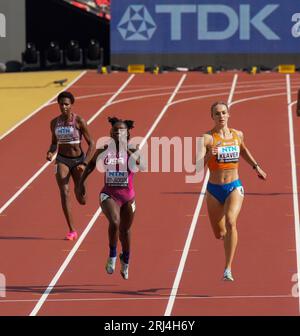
xmin=124 ymin=120 xmax=134 ymax=129
xmin=108 ymin=117 xmax=120 ymax=125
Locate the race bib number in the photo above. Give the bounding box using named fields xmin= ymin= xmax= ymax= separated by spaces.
xmin=106 ymin=171 xmax=128 ymax=187
xmin=217 ymin=145 xmax=240 ymax=163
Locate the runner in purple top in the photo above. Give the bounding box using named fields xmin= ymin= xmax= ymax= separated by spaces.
xmin=78 ymin=117 xmax=141 ymax=280
xmin=47 ymin=91 xmax=95 ymax=241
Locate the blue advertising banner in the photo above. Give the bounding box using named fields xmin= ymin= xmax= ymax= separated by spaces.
xmin=111 ymin=0 xmax=300 ymax=54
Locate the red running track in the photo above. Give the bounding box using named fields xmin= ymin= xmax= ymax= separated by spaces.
xmin=0 ymin=71 xmax=299 ymax=316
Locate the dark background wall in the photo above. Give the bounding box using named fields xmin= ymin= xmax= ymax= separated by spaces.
xmin=0 ymin=0 xmax=26 ymax=62
xmin=26 ymin=0 xmax=110 ymax=65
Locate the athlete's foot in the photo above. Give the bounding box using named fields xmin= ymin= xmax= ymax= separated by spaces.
xmin=65 ymin=231 xmax=78 ymax=241
xmin=223 ymin=268 xmax=234 ymax=281
xmin=119 ymin=253 xmax=129 ymax=280
xmin=105 ymin=257 xmax=117 ymax=274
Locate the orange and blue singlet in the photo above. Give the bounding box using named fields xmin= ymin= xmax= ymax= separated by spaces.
xmin=207 ymin=129 xmax=244 ymax=204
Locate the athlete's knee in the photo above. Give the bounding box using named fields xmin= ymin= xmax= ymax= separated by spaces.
xmin=59 ymin=184 xmax=70 ymax=198
xmin=77 ymin=197 xmax=86 ymax=205
xmin=214 ymin=230 xmax=226 ymax=240
xmin=225 ymin=216 xmax=237 ymax=231
xmin=75 ymin=188 xmax=86 ymax=205
xmin=119 ymin=227 xmax=130 ymax=237
xmin=109 ymin=216 xmax=120 ymax=230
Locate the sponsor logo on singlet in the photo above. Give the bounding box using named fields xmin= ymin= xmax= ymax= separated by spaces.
xmin=104 ymin=157 xmax=125 ymax=165
xmin=217 ymin=145 xmax=240 ymax=163
xmin=56 ymin=126 xmax=74 ymax=139
xmin=106 ymin=171 xmax=129 ymax=187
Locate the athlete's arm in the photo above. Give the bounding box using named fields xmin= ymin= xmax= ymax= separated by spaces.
xmin=195 ymin=133 xmax=213 ymax=172
xmin=46 ymin=119 xmax=58 ymax=161
xmin=77 ymin=116 xmax=95 ymax=165
xmin=79 ymin=148 xmax=104 ymax=184
xmin=127 ymin=145 xmax=140 ymax=165
xmin=238 ymin=130 xmax=267 ymax=180
xmin=77 ymin=147 xmax=105 ymax=198
xmin=127 ymin=144 xmax=147 ymax=172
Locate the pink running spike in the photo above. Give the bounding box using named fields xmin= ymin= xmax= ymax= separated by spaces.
xmin=65 ymin=231 xmax=78 ymax=241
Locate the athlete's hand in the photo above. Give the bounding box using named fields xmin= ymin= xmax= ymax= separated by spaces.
xmin=76 ymin=164 xmax=85 ymax=173
xmin=46 ymin=152 xmax=54 ymax=161
xmin=208 ymin=146 xmax=218 ymax=156
xmin=255 ymin=166 xmax=267 ymax=180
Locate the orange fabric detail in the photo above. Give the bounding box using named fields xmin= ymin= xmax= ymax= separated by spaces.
xmin=207 ymin=129 xmax=241 ymax=171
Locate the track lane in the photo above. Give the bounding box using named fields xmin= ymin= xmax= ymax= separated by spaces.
xmin=1 ymin=72 xmax=297 ymax=316
xmin=171 ymin=73 xmax=299 ymax=315
xmin=0 ymin=73 xmax=185 ymax=315
xmin=34 ymin=72 xmax=238 ymax=315
xmin=0 ymin=72 xmax=131 ymax=206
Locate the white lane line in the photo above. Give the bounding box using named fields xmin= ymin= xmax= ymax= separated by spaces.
xmin=29 ymin=207 xmax=102 ymax=316
xmin=29 ymin=74 xmax=187 ymax=316
xmin=286 ymin=74 xmax=300 ymax=314
xmin=46 ymin=83 xmax=233 ymax=105
xmin=1 ymin=84 xmax=291 ymax=215
xmin=164 ymin=73 xmax=238 ymax=317
xmin=140 ymin=74 xmax=187 ymax=148
xmin=0 ymin=71 xmax=87 ymax=141
xmin=0 ymin=294 xmax=293 ymax=304
xmin=46 ymin=81 xmax=286 ymax=109
xmin=86 ymin=75 xmax=135 ymax=126
xmin=0 ymin=75 xmax=135 ymax=216
xmin=105 ymin=86 xmax=287 ymax=115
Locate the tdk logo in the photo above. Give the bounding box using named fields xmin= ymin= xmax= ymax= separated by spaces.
xmin=0 ymin=13 xmax=6 ymax=38
xmin=291 ymin=13 xmax=300 ymax=38
xmin=118 ymin=5 xmax=156 ymax=41
xmin=118 ymin=4 xmax=280 ymax=41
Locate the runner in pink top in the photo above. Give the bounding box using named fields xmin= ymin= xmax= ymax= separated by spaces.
xmin=101 ymin=146 xmax=135 ymax=207
xmin=79 ymin=117 xmax=141 ymax=280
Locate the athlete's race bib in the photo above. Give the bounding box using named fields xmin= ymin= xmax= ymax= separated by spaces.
xmin=217 ymin=145 xmax=240 ymax=163
xmin=106 ymin=171 xmax=128 ymax=187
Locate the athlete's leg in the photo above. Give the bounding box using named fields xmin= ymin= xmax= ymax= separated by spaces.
xmin=101 ymin=198 xmax=121 ymax=251
xmin=118 ymin=199 xmax=135 ymax=279
xmin=71 ymin=166 xmax=86 ymax=205
xmin=206 ymin=191 xmax=226 ymax=240
xmin=55 ymin=162 xmax=74 ymax=232
xmin=223 ymin=189 xmax=244 ymax=270
xmin=119 ymin=199 xmax=135 ymax=257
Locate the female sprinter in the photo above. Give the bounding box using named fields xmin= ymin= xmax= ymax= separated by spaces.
xmin=200 ymin=102 xmax=267 ymax=281
xmin=46 ymin=91 xmax=95 ymax=241
xmin=78 ymin=117 xmax=141 ymax=280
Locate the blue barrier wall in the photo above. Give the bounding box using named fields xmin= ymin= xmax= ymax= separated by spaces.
xmin=111 ymin=0 xmax=300 ymax=67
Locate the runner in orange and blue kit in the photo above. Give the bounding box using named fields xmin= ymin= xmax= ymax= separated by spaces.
xmin=198 ymin=102 xmax=267 ymax=281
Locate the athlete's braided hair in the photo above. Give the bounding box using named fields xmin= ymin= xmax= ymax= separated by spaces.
xmin=108 ymin=117 xmax=134 ymax=130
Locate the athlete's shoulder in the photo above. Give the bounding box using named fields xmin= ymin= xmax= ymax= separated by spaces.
xmin=75 ymin=115 xmax=89 ymax=132
xmin=50 ymin=117 xmax=59 ymax=129
xmin=202 ymin=131 xmax=213 ymax=145
xmin=202 ymin=129 xmax=213 ymax=136
xmin=75 ymin=114 xmax=86 ymax=125
xmin=231 ymin=128 xmax=244 ymax=141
